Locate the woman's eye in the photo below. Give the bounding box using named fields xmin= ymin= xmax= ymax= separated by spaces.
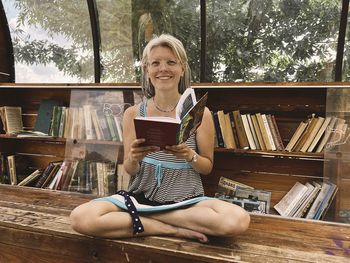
xmin=168 ymin=61 xmax=177 ymax=65
xmin=151 ymin=61 xmax=159 ymax=66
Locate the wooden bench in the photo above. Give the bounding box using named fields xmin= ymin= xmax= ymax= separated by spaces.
xmin=0 ymin=184 xmax=349 ymax=263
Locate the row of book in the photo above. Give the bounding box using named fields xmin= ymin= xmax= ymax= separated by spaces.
xmin=0 ymin=153 xmax=118 ymax=196
xmin=0 ymin=101 xmax=124 ymax=142
xmin=214 ymin=176 xmax=272 ymax=214
xmin=212 ymin=110 xmax=348 ymax=153
xmin=212 ymin=110 xmax=284 ymax=151
xmin=48 ymin=105 xmax=123 ymax=141
xmin=285 ymin=115 xmax=347 ymax=153
xmin=274 ymin=181 xmax=338 ymax=220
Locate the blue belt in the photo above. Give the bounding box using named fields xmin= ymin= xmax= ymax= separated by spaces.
xmin=142 ymin=157 xmax=192 ymax=187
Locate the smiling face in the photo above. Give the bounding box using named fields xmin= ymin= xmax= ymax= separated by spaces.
xmin=146 ymin=46 xmax=184 ymax=92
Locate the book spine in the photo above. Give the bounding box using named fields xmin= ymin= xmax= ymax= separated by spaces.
xmin=232 ymin=110 xmax=249 ymax=149
xmin=34 ymin=163 xmax=55 ymax=188
xmin=212 ymin=111 xmax=225 ymax=147
xmin=271 ymin=115 xmax=285 ymax=150
xmin=241 ymin=114 xmax=256 ymax=150
xmin=256 ymin=113 xmax=272 ymax=151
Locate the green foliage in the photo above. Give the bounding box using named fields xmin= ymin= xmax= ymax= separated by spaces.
xmin=7 ymin=0 xmax=342 ymax=83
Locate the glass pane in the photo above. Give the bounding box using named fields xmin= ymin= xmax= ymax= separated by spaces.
xmin=96 ymin=0 xmax=135 ymax=82
xmin=342 ymin=8 xmax=350 ymax=81
xmin=65 ymin=89 xmax=142 ymax=196
xmin=3 ymin=0 xmax=94 ymax=83
xmin=128 ymin=0 xmax=200 ymax=83
xmin=206 ymin=0 xmax=341 ymax=82
xmin=324 ymin=88 xmax=350 ymax=223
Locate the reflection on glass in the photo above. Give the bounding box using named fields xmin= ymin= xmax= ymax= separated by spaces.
xmin=206 ymin=0 xmax=341 ymax=82
xmin=324 ymin=88 xmax=350 ymax=223
xmin=64 ymin=89 xmax=141 ymax=196
xmin=3 ymin=0 xmax=94 ymax=83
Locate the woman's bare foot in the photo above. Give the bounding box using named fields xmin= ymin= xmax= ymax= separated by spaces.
xmin=175 ymin=227 xmax=209 ymax=243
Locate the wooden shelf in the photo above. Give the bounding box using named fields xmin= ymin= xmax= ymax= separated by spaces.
xmin=0 ymin=134 xmax=123 ymax=146
xmin=214 ymin=147 xmax=324 ymax=159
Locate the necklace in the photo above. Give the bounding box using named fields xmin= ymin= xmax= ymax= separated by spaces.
xmin=153 ymin=97 xmax=178 ymax=113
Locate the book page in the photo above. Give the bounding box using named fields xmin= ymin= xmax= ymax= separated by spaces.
xmin=176 ymin=88 xmax=196 ymax=120
xmin=4 ymin=106 xmax=23 ymax=134
xmin=177 ymin=92 xmax=208 ymax=144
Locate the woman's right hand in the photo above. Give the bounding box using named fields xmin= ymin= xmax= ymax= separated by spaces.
xmin=128 ymin=138 xmax=160 ymax=163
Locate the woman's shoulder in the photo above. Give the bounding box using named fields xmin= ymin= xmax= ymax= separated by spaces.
xmin=124 ymin=104 xmax=139 ymax=119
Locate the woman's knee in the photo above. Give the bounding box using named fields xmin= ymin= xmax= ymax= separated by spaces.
xmin=217 ymin=206 xmax=250 ymax=236
xmin=70 ymin=202 xmax=99 ymax=235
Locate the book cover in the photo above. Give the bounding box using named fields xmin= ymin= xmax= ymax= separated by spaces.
xmin=293 ymin=116 xmax=318 ymax=152
xmin=274 ymin=182 xmax=308 ymax=217
xmin=305 ymin=182 xmax=331 ymax=219
xmin=315 ymin=117 xmax=338 ymax=153
xmin=0 ymin=106 xmax=23 ymax=134
xmin=300 ymin=117 xmax=325 ymax=152
xmin=285 ymin=121 xmax=308 ymax=152
xmin=17 ymin=169 xmax=42 ymax=187
xmin=34 ymin=100 xmax=62 ymax=135
xmin=134 ymin=89 xmax=208 ymax=149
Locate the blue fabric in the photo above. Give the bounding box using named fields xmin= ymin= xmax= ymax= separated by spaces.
xmin=142 ymin=156 xmax=192 ymax=187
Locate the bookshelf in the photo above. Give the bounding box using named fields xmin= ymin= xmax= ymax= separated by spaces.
xmin=0 ymin=83 xmax=349 ymax=224
xmin=0 ymin=85 xmax=141 ymax=195
xmin=194 ymin=84 xmax=348 ymax=223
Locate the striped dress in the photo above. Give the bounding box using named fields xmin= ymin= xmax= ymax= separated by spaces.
xmin=128 ymin=99 xmax=204 ymax=204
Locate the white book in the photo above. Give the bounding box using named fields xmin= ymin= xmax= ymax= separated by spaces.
xmin=293 ymin=182 xmax=321 ymax=218
xmin=114 ymin=115 xmax=123 ymax=142
xmin=274 ymin=182 xmax=308 ymax=217
xmin=305 ymin=182 xmax=331 ymax=219
xmin=285 ymin=121 xmax=308 ymax=152
xmin=261 ymin=114 xmax=276 ymax=151
xmin=316 ymin=118 xmax=344 ymax=152
xmin=83 ymin=105 xmax=96 ymax=140
xmin=241 ymin=114 xmax=256 ymax=150
xmin=307 ymin=116 xmax=331 ymax=152
xmin=300 ymin=117 xmax=325 ymax=152
xmin=290 ymin=182 xmax=314 ymax=217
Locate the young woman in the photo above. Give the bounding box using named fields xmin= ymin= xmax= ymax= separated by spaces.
xmin=70 ymin=34 xmax=250 ymax=243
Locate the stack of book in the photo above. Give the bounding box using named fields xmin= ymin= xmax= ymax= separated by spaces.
xmin=212 ymin=110 xmax=284 ymax=151
xmin=214 ymin=176 xmax=272 ymax=214
xmin=274 ymin=181 xmax=338 ymax=220
xmin=285 ymin=115 xmax=347 ymax=153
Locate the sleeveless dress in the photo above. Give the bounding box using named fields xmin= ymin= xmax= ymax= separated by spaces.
xmin=95 ymin=99 xmax=210 ymax=210
xmin=94 ymin=98 xmax=211 ymax=234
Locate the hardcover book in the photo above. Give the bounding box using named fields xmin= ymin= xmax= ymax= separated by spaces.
xmin=134 ymin=89 xmax=208 ymax=149
xmin=34 ymin=100 xmax=62 ymax=135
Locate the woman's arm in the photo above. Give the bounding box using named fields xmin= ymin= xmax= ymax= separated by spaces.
xmin=191 ymin=107 xmax=215 ymax=175
xmin=165 ymin=107 xmax=215 ymax=175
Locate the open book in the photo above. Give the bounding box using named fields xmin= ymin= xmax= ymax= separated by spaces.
xmin=134 ymin=88 xmax=208 ymax=149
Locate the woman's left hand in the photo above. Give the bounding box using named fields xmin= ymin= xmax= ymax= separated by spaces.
xmin=164 ymin=143 xmax=194 ymax=162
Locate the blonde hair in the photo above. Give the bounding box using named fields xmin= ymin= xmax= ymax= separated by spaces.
xmin=141 ymin=34 xmax=191 ymax=98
